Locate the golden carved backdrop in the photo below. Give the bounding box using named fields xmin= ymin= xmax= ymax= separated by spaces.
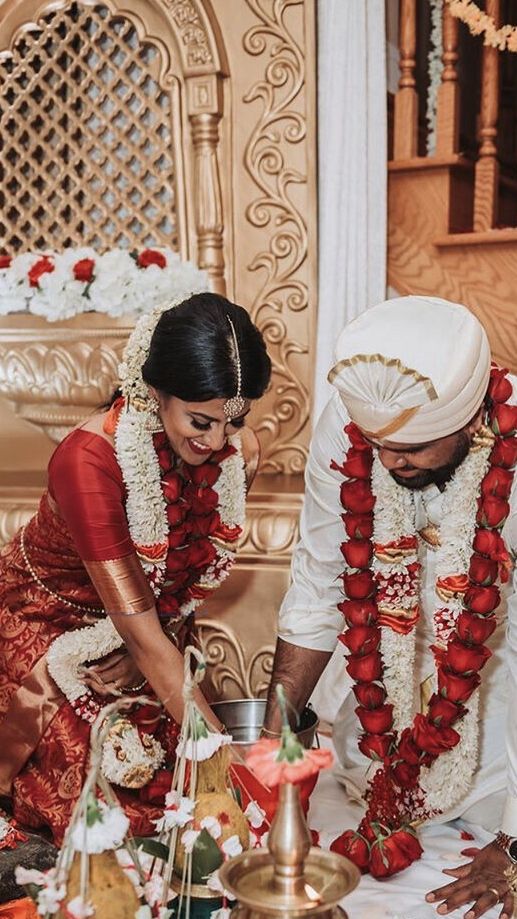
xmin=0 ymin=0 xmax=318 ymax=697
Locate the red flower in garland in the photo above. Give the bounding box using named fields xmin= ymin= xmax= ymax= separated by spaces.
xmin=342 ymin=513 xmax=374 ymax=539
xmin=341 ymin=539 xmax=373 ymax=568
xmin=73 ymin=258 xmax=95 ymax=282
xmin=487 ymin=368 xmax=513 ymax=403
xmin=340 ymin=479 xmax=376 ymax=514
xmin=330 ymin=830 xmax=370 ymax=872
xmin=490 ymin=403 xmax=517 ymax=435
xmin=339 ymin=624 xmax=380 ymax=655
xmin=137 ymin=248 xmax=167 ymax=269
xmin=338 ymin=598 xmax=378 ymax=626
xmin=491 ymin=437 xmax=517 ymax=468
xmin=0 ymin=254 xmax=12 ymax=269
xmin=342 ymin=569 xmax=376 ymax=599
xmin=369 ymin=829 xmax=423 ymax=879
xmin=28 ymin=255 xmax=54 ymax=287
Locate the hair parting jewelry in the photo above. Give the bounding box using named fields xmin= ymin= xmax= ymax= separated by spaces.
xmin=224 ymin=315 xmax=246 ymax=419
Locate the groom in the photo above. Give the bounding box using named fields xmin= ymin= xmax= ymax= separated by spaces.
xmin=264 ymin=296 xmax=517 ymax=918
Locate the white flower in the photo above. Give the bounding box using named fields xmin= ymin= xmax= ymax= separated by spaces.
xmin=135 ymin=907 xmax=152 ymax=919
xmin=244 ymin=801 xmax=266 ymax=829
xmin=71 ymin=801 xmax=129 ymax=853
xmin=144 ymin=875 xmax=164 ymax=907
xmin=181 ymin=828 xmax=201 ymax=854
xmin=176 ymin=732 xmax=231 ymax=762
xmin=158 ymin=909 xmax=175 ymax=919
xmin=154 ymin=792 xmax=195 ymax=832
xmin=205 ymin=870 xmax=232 ymax=898
xmin=221 ymin=835 xmax=242 ymax=858
xmin=15 ymin=866 xmax=47 ymax=887
xmin=200 ymin=816 xmax=222 ymax=839
xmin=66 ymin=896 xmax=95 ymax=919
xmin=210 ymin=908 xmax=232 ymax=919
xmin=36 ymin=881 xmax=66 ymax=916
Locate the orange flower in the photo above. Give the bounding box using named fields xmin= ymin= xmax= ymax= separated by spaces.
xmin=245 ymin=737 xmax=333 ymax=788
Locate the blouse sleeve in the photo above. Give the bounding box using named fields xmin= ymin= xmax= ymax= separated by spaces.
xmin=48 ymin=429 xmax=133 ymax=561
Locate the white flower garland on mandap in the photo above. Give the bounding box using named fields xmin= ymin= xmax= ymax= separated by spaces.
xmin=0 ymin=247 xmax=206 ymax=320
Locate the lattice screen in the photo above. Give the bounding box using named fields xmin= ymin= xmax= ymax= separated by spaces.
xmin=0 ymin=2 xmax=179 ymax=252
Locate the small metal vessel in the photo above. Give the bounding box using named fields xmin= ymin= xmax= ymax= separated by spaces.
xmin=211 ymin=699 xmax=319 ymax=749
xmin=219 ymin=783 xmax=360 ymax=919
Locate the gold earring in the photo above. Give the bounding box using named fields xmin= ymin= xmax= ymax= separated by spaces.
xmin=471 ymin=424 xmax=495 ymax=452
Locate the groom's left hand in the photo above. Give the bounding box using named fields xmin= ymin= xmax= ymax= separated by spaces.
xmin=425 ymin=841 xmax=514 ymax=918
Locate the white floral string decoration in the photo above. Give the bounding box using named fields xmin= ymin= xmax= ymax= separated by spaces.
xmin=426 ymin=0 xmax=444 ymax=154
xmin=0 ymin=247 xmax=208 ymax=321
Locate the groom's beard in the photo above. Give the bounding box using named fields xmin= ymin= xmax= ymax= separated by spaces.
xmin=390 ymin=433 xmax=471 ymax=491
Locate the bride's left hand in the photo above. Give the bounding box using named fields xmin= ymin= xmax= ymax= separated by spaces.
xmin=80 ymin=650 xmax=145 ymax=698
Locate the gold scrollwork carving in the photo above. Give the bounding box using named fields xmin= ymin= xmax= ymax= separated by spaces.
xmin=238 ymin=505 xmax=300 ymax=560
xmin=197 ymin=618 xmax=274 ymax=699
xmin=242 ymin=0 xmax=313 ymax=475
xmin=159 ymin=0 xmax=214 ymax=67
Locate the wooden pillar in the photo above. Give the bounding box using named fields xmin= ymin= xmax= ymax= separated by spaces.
xmin=474 ymin=0 xmax=500 ymax=231
xmin=393 ymin=0 xmax=418 ymax=160
xmin=435 ymin=4 xmax=460 ymax=155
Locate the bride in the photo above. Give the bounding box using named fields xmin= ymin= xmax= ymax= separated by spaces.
xmin=0 ymin=291 xmax=271 ymax=843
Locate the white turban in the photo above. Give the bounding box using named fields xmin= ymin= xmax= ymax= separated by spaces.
xmin=328 ymin=296 xmax=491 ymax=443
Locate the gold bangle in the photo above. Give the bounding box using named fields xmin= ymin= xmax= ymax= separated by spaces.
xmin=120 ymin=678 xmax=147 ymax=694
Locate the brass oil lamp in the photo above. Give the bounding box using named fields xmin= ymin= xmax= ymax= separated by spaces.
xmin=219 ymin=782 xmax=360 ymax=919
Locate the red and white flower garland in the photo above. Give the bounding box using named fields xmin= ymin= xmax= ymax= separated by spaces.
xmin=330 ymin=366 xmax=517 ymax=878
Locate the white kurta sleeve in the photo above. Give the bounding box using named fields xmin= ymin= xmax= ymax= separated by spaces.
xmin=278 ymin=393 xmax=350 ymax=652
xmin=501 ymin=504 xmax=517 ymax=835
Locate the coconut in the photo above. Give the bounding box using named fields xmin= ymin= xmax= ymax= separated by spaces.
xmin=61 ymin=850 xmax=140 ymax=919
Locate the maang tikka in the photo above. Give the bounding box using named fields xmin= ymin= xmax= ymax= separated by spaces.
xmin=223 ymin=316 xmax=246 ymax=419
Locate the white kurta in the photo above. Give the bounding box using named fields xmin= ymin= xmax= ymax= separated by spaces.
xmin=278 ymin=391 xmax=517 ymax=834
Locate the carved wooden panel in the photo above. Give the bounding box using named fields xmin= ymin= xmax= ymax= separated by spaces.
xmin=0 ymin=2 xmax=179 ymax=252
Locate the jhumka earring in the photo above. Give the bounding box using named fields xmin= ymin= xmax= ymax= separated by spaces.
xmin=471 ymin=423 xmax=495 ymax=452
xmin=224 ymin=316 xmax=246 ymax=420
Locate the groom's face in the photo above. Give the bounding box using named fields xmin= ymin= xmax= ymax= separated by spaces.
xmin=363 ymin=429 xmax=472 ymax=490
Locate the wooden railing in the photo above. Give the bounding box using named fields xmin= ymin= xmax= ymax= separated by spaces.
xmin=392 ymin=0 xmax=516 ymax=232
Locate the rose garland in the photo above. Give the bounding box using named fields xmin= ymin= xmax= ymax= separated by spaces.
xmin=446 ymin=0 xmax=517 ymax=52
xmin=330 ymin=366 xmax=517 ymax=878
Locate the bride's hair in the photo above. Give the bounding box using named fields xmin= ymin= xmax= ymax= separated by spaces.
xmin=141 ymin=292 xmax=271 ymax=402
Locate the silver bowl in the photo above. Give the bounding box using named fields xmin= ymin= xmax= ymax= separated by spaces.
xmin=211 ymin=698 xmax=319 ymax=749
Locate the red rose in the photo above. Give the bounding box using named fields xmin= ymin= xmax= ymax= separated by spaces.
xmin=356 ymin=704 xmax=393 ymax=734
xmin=338 ymin=599 xmax=378 ymax=626
xmin=342 ymin=513 xmax=374 ymax=540
xmin=342 ymin=569 xmax=376 ymax=599
xmin=353 ymin=682 xmax=386 ymax=708
xmin=341 ymin=539 xmax=373 ymax=569
xmin=189 ymin=511 xmax=220 ymax=537
xmin=477 ymin=495 xmax=510 ymax=528
xmin=73 ymin=258 xmax=95 ymax=282
xmin=166 ymin=546 xmax=189 ymax=573
xmin=438 ymin=667 xmax=481 ymax=702
xmin=187 ymin=463 xmax=221 ymax=487
xmin=0 ymin=254 xmax=12 ymax=268
xmin=339 ymin=625 xmax=380 ymax=655
xmin=188 ymin=538 xmax=217 ymax=569
xmin=168 ymin=526 xmax=187 ymax=549
xmin=488 ymin=368 xmax=513 ymax=403
xmin=358 ymin=732 xmax=394 ymax=760
xmin=330 ymin=830 xmax=370 ymax=872
xmin=162 ymin=472 xmax=183 ymax=503
xmin=346 ymin=650 xmax=383 ymax=682
xmin=340 ymin=450 xmax=373 ymax=479
xmin=392 ymin=760 xmax=420 ymax=786
xmin=369 ymin=829 xmax=423 ymax=879
xmin=157 ymin=594 xmax=180 ymax=616
xmin=157 ymin=447 xmax=172 ymax=473
xmin=139 ymin=768 xmax=173 ymax=804
xmin=184 ymin=484 xmax=219 ymax=515
xmin=412 ymin=713 xmax=460 ymax=756
xmin=481 ymin=467 xmax=514 ymax=498
xmin=446 ymin=638 xmax=491 ymax=674
xmin=28 ymin=255 xmax=54 ymax=287
xmin=491 ymin=403 xmax=517 ymax=436
xmin=137 ymin=248 xmax=167 ymax=269
xmin=427 ymin=694 xmax=463 ymax=726
xmin=468 ymin=554 xmax=498 ymax=585
xmin=456 ymin=611 xmax=497 ymax=644
xmin=473 ymin=529 xmax=507 ymax=559
xmin=491 ymin=437 xmax=517 ymax=469
xmin=166 ymin=503 xmax=187 ymax=526
xmin=464 ymin=585 xmax=500 ymax=614
xmin=398 ymin=728 xmax=422 ymax=765
xmin=344 ymin=423 xmax=370 ymax=451
xmin=340 ymin=480 xmax=375 ymax=514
